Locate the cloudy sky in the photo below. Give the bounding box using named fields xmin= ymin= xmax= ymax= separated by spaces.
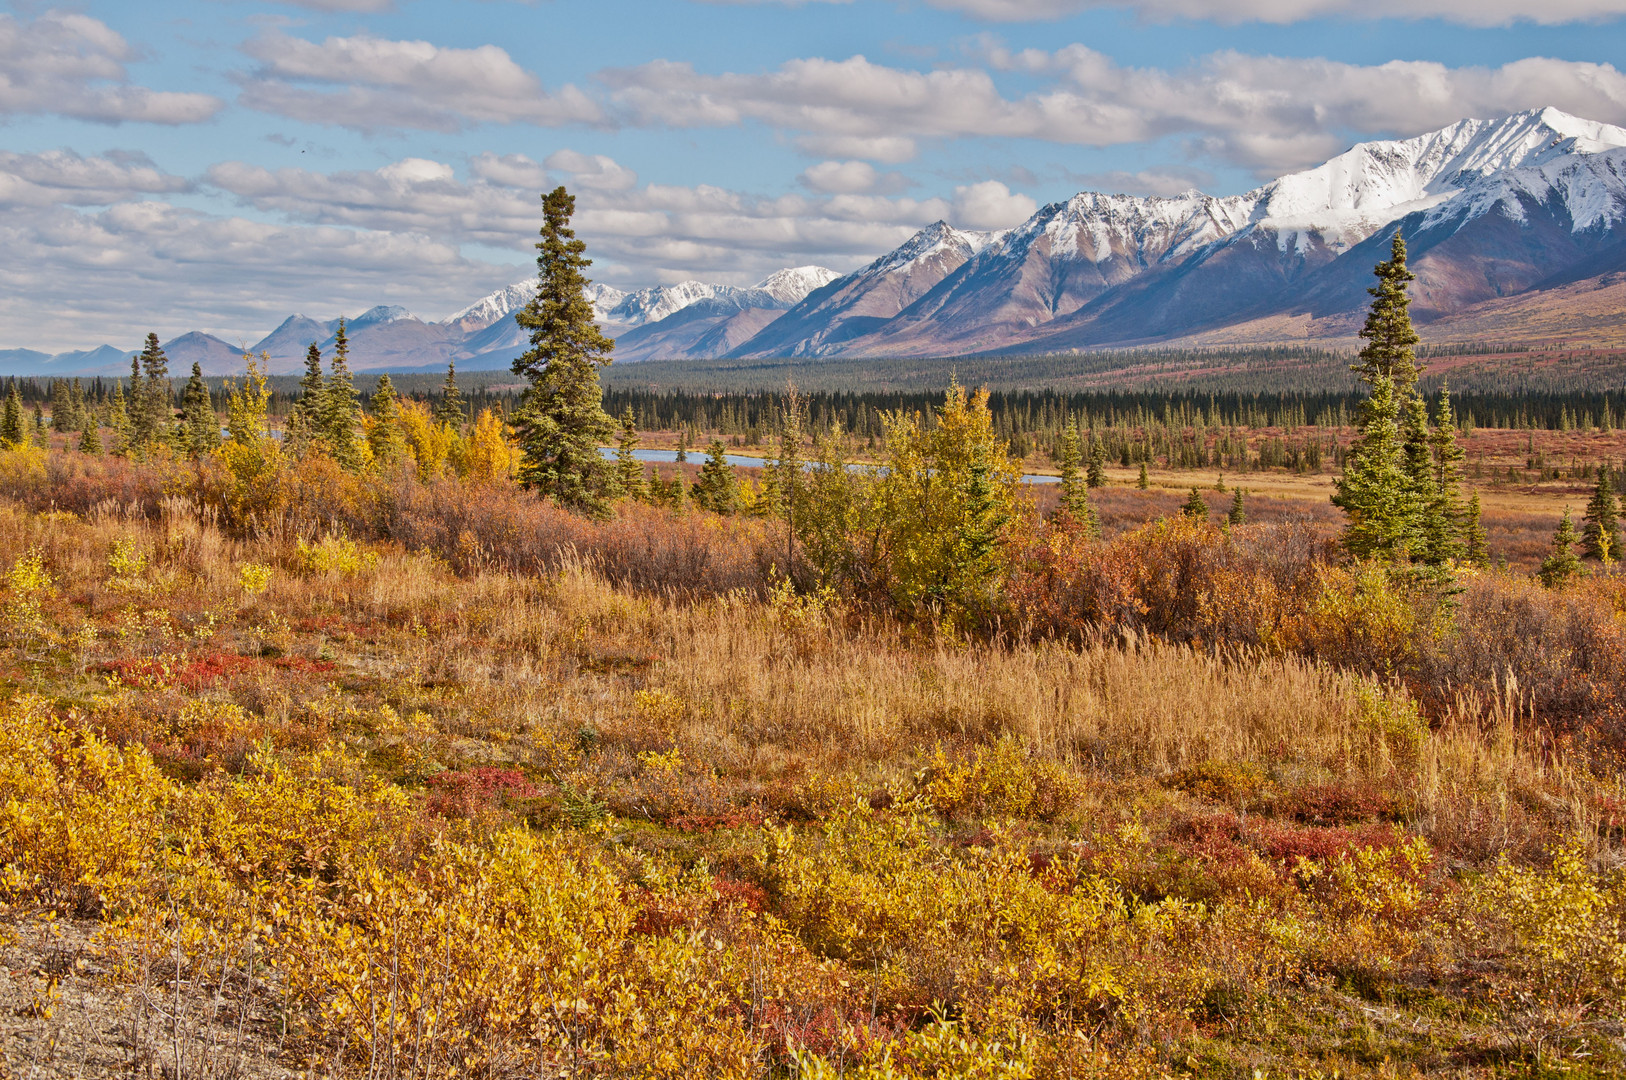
xmin=3 ymin=0 xmax=1626 ymax=351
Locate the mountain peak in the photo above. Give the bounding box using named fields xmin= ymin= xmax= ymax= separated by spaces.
xmin=751 ymin=265 xmax=841 ymax=304
xmin=350 ymin=305 xmax=417 ymax=327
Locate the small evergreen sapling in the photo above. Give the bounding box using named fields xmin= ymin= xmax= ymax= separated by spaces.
xmin=368 ymin=375 xmax=408 ymax=465
xmin=1463 ymin=491 xmax=1489 ymax=568
xmin=692 ymin=440 xmax=737 ymax=514
xmin=435 ymin=361 xmax=466 ymax=428
xmin=1227 ymin=489 xmax=1246 ymax=526
xmin=1539 ymin=509 xmax=1584 ymax=588
xmin=0 ymin=383 xmax=24 ymax=446
xmin=1182 ymin=487 xmax=1208 ymax=522
xmin=1085 ymin=436 xmax=1107 ymax=488
xmin=1581 ymin=468 xmax=1621 ymax=563
xmin=1137 ymin=463 xmax=1149 ymax=490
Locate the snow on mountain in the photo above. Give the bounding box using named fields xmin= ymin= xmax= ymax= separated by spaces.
xmin=606 ymin=281 xmax=744 ymax=327
xmin=349 ymin=305 xmax=417 ymax=327
xmin=1246 ymin=107 xmax=1626 ymax=250
xmin=752 ymin=266 xmax=841 ymax=305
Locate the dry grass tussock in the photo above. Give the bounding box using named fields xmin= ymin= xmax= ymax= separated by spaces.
xmin=1 ymin=491 xmax=1625 ymax=1077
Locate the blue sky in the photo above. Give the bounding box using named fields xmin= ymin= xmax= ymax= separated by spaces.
xmin=3 ymin=0 xmax=1626 ymax=350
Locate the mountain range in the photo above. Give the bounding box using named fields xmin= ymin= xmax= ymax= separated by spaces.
xmin=6 ymin=107 xmax=1625 ymax=378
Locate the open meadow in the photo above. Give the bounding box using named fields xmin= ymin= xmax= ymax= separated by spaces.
xmin=1 ymin=386 xmax=1625 ymax=1078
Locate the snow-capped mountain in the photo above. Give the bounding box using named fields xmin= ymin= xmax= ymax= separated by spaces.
xmin=729 ymin=107 xmax=1626 ymax=358
xmin=14 ymin=109 xmax=1626 ymax=374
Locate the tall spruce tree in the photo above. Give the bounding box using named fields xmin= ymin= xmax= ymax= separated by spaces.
xmin=180 ymin=363 xmax=220 ymax=457
xmin=1228 ymin=489 xmax=1246 ymax=527
xmin=285 ymin=342 xmax=325 ymax=451
xmin=434 ymin=361 xmax=466 ymax=427
xmin=132 ymin=333 xmax=172 ymax=449
xmin=1581 ymin=467 xmax=1622 ymax=563
xmin=320 ymin=321 xmax=364 ymax=470
xmin=68 ymin=380 xmax=86 ymax=433
xmin=1352 ymin=231 xmax=1421 ymax=393
xmin=511 ymin=186 xmax=616 ymax=514
xmin=1333 ymin=375 xmax=1423 ymax=560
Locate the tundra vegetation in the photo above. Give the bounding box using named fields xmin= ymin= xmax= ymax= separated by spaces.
xmin=1 ymin=210 xmax=1625 ymax=1079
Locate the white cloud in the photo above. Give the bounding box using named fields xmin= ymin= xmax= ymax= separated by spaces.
xmin=203 ymin=150 xmax=988 ymax=291
xmin=950 ymin=180 xmax=1037 ymax=228
xmin=543 ymin=150 xmax=639 ymax=191
xmin=468 ymin=152 xmax=550 ymax=190
xmin=205 ymin=158 xmax=538 ymax=249
xmin=928 ymin=0 xmax=1626 ymax=27
xmin=799 ymin=160 xmax=879 ymax=193
xmin=0 ymin=12 xmax=223 ymax=125
xmin=0 ymin=199 xmax=519 ymax=350
xmin=606 ymin=47 xmax=1626 ymax=174
xmin=0 ymin=150 xmax=192 ymax=208
xmin=236 ymin=31 xmax=604 ymax=133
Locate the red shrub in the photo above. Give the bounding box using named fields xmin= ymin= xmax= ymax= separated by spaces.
xmin=425 ymin=766 xmax=539 ymax=818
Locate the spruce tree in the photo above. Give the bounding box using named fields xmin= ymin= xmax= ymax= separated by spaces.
xmin=1055 ymin=421 xmax=1097 ymax=536
xmin=1333 ymin=375 xmax=1422 ymax=561
xmin=50 ymin=380 xmax=72 ymax=432
xmin=614 ymin=407 xmax=646 ymax=502
xmin=511 ymin=186 xmax=616 ymax=514
xmin=31 ymin=404 xmax=46 ymax=443
xmin=692 ymin=440 xmax=737 ymax=514
xmin=1086 ymin=435 xmax=1107 ymax=488
xmin=107 ymin=384 xmax=132 ymax=456
xmin=1463 ymin=491 xmax=1489 ymax=568
xmin=1228 ymin=489 xmax=1246 ymax=526
xmin=0 ymin=383 xmax=23 ymax=446
xmin=133 ymin=333 xmax=171 ymax=449
xmin=367 ymin=374 xmax=408 ymax=466
xmin=1352 ymin=231 xmax=1421 ymax=394
xmin=1182 ymin=487 xmax=1208 ymax=522
xmin=283 ymin=343 xmax=323 ymax=451
xmin=1426 ymin=384 xmax=1467 ymax=564
xmin=1057 ymin=422 xmax=1084 ymax=509
xmin=434 ymin=361 xmax=466 ymax=428
xmin=320 ymin=321 xmax=364 ymax=470
xmin=1137 ymin=462 xmax=1149 ymax=490
xmin=1539 ymin=509 xmax=1584 ymax=588
xmin=78 ymin=415 xmax=102 ymax=456
xmin=68 ymin=380 xmax=86 ymax=433
xmin=1581 ymin=467 xmax=1622 ymax=563
xmin=180 ymin=363 xmax=220 ymax=457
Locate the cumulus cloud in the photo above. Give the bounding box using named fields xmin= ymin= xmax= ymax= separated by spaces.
xmin=205 ymin=158 xmax=539 ymax=249
xmin=0 ymin=12 xmax=223 ymax=125
xmin=605 ymin=47 xmax=1626 ymax=174
xmin=203 ymin=149 xmax=1012 ymax=291
xmin=0 ymin=198 xmax=520 ymax=350
xmin=0 ymin=150 xmax=192 ymax=208
xmin=927 ymin=0 xmax=1626 ymax=27
xmin=468 ymin=153 xmax=550 ymax=190
xmin=949 ymin=180 xmax=1038 ymax=228
xmin=236 ymin=31 xmax=604 ymax=133
xmin=799 ymin=160 xmax=879 ymax=193
xmin=543 ymin=150 xmax=639 ymax=191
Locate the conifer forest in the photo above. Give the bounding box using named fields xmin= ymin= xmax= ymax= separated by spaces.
xmin=5 ymin=192 xmax=1626 ymax=1080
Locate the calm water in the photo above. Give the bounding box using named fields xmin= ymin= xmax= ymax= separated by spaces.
xmin=598 ymin=446 xmax=1061 ymax=484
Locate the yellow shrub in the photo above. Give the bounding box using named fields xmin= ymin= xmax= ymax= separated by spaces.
xmin=4 ymin=546 xmax=51 ymax=640
xmin=0 ymin=696 xmax=172 ymax=912
xmin=295 ymin=535 xmax=379 ymax=577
